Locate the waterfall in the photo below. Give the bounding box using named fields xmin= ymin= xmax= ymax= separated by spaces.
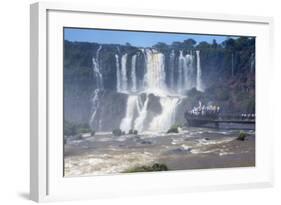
xmin=134 ymin=95 xmax=149 ymax=132
xmin=250 ymin=53 xmax=255 ymax=73
xmin=143 ymin=49 xmax=166 ymax=93
xmin=89 ymin=45 xmax=206 ymax=132
xmin=169 ymin=50 xmax=175 ymax=90
xmin=131 ymin=54 xmax=137 ymax=92
xmin=89 ymin=89 xmax=101 ymax=128
xmin=120 ymin=95 xmax=138 ymax=133
xmin=149 ymin=97 xmax=182 ymax=131
xmin=177 ymin=51 xmax=184 ymax=92
xmin=90 ymin=46 xmax=103 ymax=129
xmin=114 ymin=48 xmax=205 ymax=133
xmin=196 ymin=50 xmax=203 ymax=91
xmin=92 ymin=46 xmax=103 ymax=89
xmin=121 ymin=53 xmax=128 ymax=92
xmin=177 ymin=51 xmax=195 ymax=92
xmin=185 ymin=54 xmax=194 ymax=89
xmin=115 ymin=54 xmax=121 ymax=92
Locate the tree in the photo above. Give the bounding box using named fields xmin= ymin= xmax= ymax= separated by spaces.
xmin=212 ymin=39 xmax=218 ymax=48
xmin=196 ymin=41 xmax=211 ymax=50
xmin=152 ymin=42 xmax=169 ymax=52
xmin=222 ymin=38 xmax=235 ymax=50
xmin=183 ymin=38 xmax=196 ymax=49
xmin=171 ymin=41 xmax=183 ymax=50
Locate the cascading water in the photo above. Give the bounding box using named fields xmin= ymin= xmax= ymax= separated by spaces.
xmin=185 ymin=53 xmax=194 ymax=89
xmin=169 ymin=50 xmax=175 ymax=90
xmin=134 ymin=95 xmax=149 ymax=132
xmin=131 ymin=54 xmax=137 ymax=92
xmin=120 ymin=95 xmax=138 ymax=133
xmin=113 ymin=48 xmax=203 ymax=133
xmin=196 ymin=50 xmax=203 ymax=91
xmin=177 ymin=51 xmax=185 ymax=92
xmin=92 ymin=46 xmax=103 ymax=89
xmin=250 ymin=53 xmax=255 ymax=73
xmin=89 ymin=89 xmax=101 ymax=127
xmin=115 ymin=54 xmax=121 ymax=93
xmin=143 ymin=49 xmax=166 ymax=93
xmin=90 ymin=46 xmax=103 ymax=129
xmin=177 ymin=51 xmax=195 ymax=92
xmin=149 ymin=97 xmax=182 ymax=131
xmin=121 ymin=54 xmax=128 ymax=92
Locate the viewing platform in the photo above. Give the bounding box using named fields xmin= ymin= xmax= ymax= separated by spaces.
xmin=185 ymin=113 xmax=255 ymax=127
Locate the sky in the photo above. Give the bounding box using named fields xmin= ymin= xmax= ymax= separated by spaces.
xmin=64 ymin=27 xmax=235 ymax=47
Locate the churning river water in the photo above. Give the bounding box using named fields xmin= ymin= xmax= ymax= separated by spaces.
xmin=64 ymin=126 xmax=255 ymax=177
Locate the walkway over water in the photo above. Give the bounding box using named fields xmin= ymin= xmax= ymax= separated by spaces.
xmin=185 ymin=113 xmax=255 ymax=127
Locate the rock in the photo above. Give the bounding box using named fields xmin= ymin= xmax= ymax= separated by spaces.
xmin=236 ymin=132 xmax=247 ymax=141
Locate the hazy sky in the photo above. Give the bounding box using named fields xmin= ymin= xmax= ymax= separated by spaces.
xmin=64 ymin=28 xmax=235 ymax=47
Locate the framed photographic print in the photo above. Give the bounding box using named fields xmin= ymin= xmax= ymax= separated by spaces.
xmin=30 ymin=2 xmax=274 ymax=202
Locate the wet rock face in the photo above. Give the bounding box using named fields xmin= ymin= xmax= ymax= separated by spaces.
xmin=144 ymin=94 xmax=162 ymax=129
xmin=64 ymin=81 xmax=94 ymax=125
xmin=175 ymin=98 xmax=194 ymax=125
xmin=93 ymin=90 xmax=128 ymax=131
xmin=147 ymin=93 xmax=162 ymax=114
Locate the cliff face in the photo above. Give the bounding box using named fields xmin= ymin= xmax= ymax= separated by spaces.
xmin=64 ymin=37 xmax=255 ymax=131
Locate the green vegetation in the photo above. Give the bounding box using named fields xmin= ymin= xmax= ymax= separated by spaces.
xmin=124 ymin=163 xmax=168 ymax=173
xmin=112 ymin=128 xmax=122 ymax=136
xmin=129 ymin=129 xmax=138 ymax=135
xmin=64 ymin=121 xmax=78 ymax=136
xmin=167 ymin=124 xmax=180 ymax=133
xmin=78 ymin=127 xmax=91 ymax=134
xmin=64 ymin=121 xmax=93 ymax=136
xmin=237 ymin=131 xmax=247 ymax=141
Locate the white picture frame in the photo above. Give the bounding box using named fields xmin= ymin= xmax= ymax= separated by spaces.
xmin=30 ymin=1 xmax=274 ymax=202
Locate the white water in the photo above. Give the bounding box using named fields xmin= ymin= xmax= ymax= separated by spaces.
xmin=143 ymin=49 xmax=166 ymax=93
xmin=250 ymin=53 xmax=255 ymax=73
xmin=115 ymin=54 xmax=121 ymax=92
xmin=121 ymin=54 xmax=128 ymax=92
xmin=196 ymin=50 xmax=203 ymax=91
xmin=177 ymin=51 xmax=184 ymax=92
xmin=149 ymin=97 xmax=182 ymax=131
xmin=92 ymin=46 xmax=103 ymax=89
xmin=116 ymin=49 xmax=203 ymax=133
xmin=169 ymin=50 xmax=175 ymax=90
xmin=131 ymin=54 xmax=137 ymax=92
xmin=134 ymin=95 xmax=150 ymax=132
xmin=90 ymin=46 xmax=103 ymax=129
xmin=89 ymin=89 xmax=101 ymax=128
xmin=178 ymin=51 xmax=195 ymax=92
xmin=115 ymin=49 xmax=200 ymax=94
xmin=120 ymin=95 xmax=138 ymax=133
xmin=185 ymin=54 xmax=194 ymax=89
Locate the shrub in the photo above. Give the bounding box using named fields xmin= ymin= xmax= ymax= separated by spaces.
xmin=237 ymin=131 xmax=247 ymax=141
xmin=78 ymin=127 xmax=91 ymax=133
xmin=216 ymin=88 xmax=230 ymax=101
xmin=152 ymin=163 xmax=168 ymax=171
xmin=64 ymin=121 xmax=77 ymax=136
xmin=124 ymin=163 xmax=169 ymax=173
xmin=112 ymin=128 xmax=122 ymax=136
xmin=129 ymin=129 xmax=138 ymax=135
xmin=167 ymin=124 xmax=180 ymax=133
